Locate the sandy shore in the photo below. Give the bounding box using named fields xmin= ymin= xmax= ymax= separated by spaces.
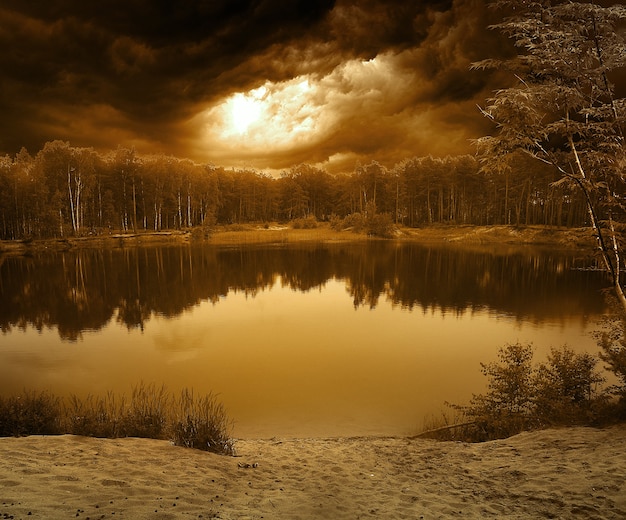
xmin=0 ymin=224 xmax=597 ymax=255
xmin=1 ymin=426 xmax=625 ymax=519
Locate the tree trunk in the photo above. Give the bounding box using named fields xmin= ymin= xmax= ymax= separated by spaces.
xmin=569 ymin=138 xmax=626 ymax=313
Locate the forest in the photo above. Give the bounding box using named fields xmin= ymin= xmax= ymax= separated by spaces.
xmin=0 ymin=140 xmax=597 ymax=240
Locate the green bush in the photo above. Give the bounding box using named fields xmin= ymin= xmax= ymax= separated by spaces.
xmin=366 ymin=212 xmax=396 ymax=238
xmin=122 ymin=382 xmax=169 ymax=438
xmin=329 ymin=214 xmax=343 ymax=231
xmin=534 ymin=346 xmax=606 ymax=425
xmin=450 ymin=343 xmax=538 ymax=441
xmin=329 ymin=204 xmax=396 ymax=238
xmin=340 ymin=212 xmax=366 ymax=232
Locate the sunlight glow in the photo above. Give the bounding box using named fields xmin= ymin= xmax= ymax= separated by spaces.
xmin=203 ymin=76 xmax=322 ymax=147
xmin=229 ymin=86 xmax=267 ymax=135
xmin=195 ymin=53 xmax=417 ymax=168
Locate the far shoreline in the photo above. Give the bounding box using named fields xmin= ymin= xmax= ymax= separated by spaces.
xmin=0 ymin=223 xmax=597 ymax=255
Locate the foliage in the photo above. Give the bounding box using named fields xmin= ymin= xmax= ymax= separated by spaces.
xmin=0 ymin=384 xmax=235 ymax=455
xmin=445 ymin=343 xmax=607 ymax=442
xmin=451 ymin=343 xmax=538 ymax=440
xmin=170 ymin=389 xmax=235 ymax=455
xmin=0 ymin=140 xmax=598 ymax=241
xmin=123 ymin=382 xmax=169 ymax=438
xmin=291 ymin=215 xmax=319 ymax=229
xmin=596 ymin=301 xmax=626 ymax=417
xmin=330 ymin=202 xmax=396 ymax=238
xmin=66 ymin=392 xmax=126 ymax=438
xmin=65 ymin=384 xmax=169 ymax=438
xmin=0 ymin=390 xmax=63 ymax=437
xmin=534 ymin=346 xmax=606 ymax=425
xmin=366 ymin=212 xmax=396 ymax=238
xmin=474 ymin=0 xmax=626 ymax=310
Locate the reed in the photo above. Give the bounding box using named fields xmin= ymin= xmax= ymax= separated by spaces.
xmin=169 ymin=388 xmax=235 ymax=455
xmin=0 ymin=390 xmax=63 ymax=436
xmin=0 ymin=384 xmax=235 ymax=455
xmin=65 ymin=391 xmax=126 ymax=438
xmin=124 ymin=382 xmax=169 ymax=438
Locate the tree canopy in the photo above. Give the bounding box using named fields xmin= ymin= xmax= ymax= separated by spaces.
xmin=0 ymin=141 xmax=594 ymax=241
xmin=474 ymin=0 xmax=626 ymax=310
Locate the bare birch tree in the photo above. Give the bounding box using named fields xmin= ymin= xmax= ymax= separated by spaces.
xmin=474 ymin=0 xmax=626 ymax=311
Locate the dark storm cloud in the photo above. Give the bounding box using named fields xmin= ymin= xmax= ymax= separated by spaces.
xmin=0 ymin=0 xmax=336 ymax=47
xmin=0 ymin=0 xmax=508 ymax=170
xmin=0 ymin=0 xmax=336 ymax=149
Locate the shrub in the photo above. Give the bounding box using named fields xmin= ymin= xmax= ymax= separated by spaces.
xmin=122 ymin=382 xmax=169 ymax=438
xmin=65 ymin=392 xmax=126 ymax=438
xmin=340 ymin=212 xmax=367 ymax=232
xmin=442 ymin=343 xmax=609 ymax=442
xmin=329 ymin=214 xmax=343 ymax=231
xmin=534 ymin=346 xmax=606 ymax=425
xmin=170 ymin=388 xmax=235 ymax=455
xmin=450 ymin=343 xmax=538 ymax=441
xmin=0 ymin=390 xmax=63 ymax=436
xmin=328 ymin=208 xmax=396 ymax=238
xmin=0 ymin=384 xmax=236 ymax=455
xmin=291 ymin=215 xmax=318 ymax=229
xmin=596 ymin=303 xmax=626 ymax=417
xmin=190 ymin=226 xmax=210 ymax=241
xmin=366 ymin=212 xmax=396 ymax=238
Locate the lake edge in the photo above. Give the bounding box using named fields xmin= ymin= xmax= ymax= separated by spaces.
xmin=0 ymin=223 xmax=597 ymax=255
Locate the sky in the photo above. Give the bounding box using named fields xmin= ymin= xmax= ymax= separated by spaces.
xmin=0 ymin=0 xmax=511 ymax=174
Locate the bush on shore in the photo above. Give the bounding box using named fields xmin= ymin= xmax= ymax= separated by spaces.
xmin=596 ymin=302 xmax=626 ymax=419
xmin=0 ymin=383 xmax=235 ymax=455
xmin=170 ymin=388 xmax=235 ymax=455
xmin=421 ymin=342 xmax=615 ymax=442
xmin=330 ymin=202 xmax=396 ymax=238
xmin=0 ymin=390 xmax=63 ymax=437
xmin=291 ymin=215 xmax=319 ymax=229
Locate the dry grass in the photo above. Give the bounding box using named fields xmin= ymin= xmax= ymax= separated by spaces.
xmin=402 ymin=224 xmax=596 ymax=249
xmin=0 ymin=384 xmax=235 ymax=455
xmin=170 ymin=388 xmax=235 ymax=455
xmin=207 ymin=222 xmax=367 ymax=245
xmin=0 ymin=390 xmax=63 ymax=437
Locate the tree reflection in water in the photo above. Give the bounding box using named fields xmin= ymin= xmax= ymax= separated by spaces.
xmin=0 ymin=242 xmax=607 ymax=341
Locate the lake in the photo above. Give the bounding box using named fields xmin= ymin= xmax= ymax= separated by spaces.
xmin=0 ymin=241 xmax=608 ymax=438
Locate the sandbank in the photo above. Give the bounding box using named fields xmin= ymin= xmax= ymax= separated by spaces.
xmin=1 ymin=425 xmax=625 ymax=519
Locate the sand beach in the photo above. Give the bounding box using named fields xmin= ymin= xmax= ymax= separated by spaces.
xmin=1 ymin=425 xmax=625 ymax=519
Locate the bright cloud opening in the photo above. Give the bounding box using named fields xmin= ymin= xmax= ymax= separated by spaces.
xmin=228 ymin=86 xmax=267 ymax=135
xmin=201 ymin=76 xmax=325 ymax=151
xmin=191 ymin=50 xmax=464 ymax=172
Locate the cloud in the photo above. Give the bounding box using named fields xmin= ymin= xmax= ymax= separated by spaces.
xmin=186 ymin=0 xmax=500 ymax=172
xmin=0 ymin=0 xmax=506 ymax=171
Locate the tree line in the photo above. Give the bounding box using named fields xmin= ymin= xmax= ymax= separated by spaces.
xmin=0 ymin=140 xmax=596 ymax=240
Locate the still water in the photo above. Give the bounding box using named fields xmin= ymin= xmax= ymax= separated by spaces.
xmin=0 ymin=242 xmax=608 ymax=438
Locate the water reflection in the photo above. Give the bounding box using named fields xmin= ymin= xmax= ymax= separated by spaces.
xmin=0 ymin=243 xmax=607 ymax=340
xmin=0 ymin=242 xmax=610 ymax=437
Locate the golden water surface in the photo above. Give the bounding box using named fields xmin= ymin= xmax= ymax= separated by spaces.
xmin=0 ymin=243 xmax=607 ymax=437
